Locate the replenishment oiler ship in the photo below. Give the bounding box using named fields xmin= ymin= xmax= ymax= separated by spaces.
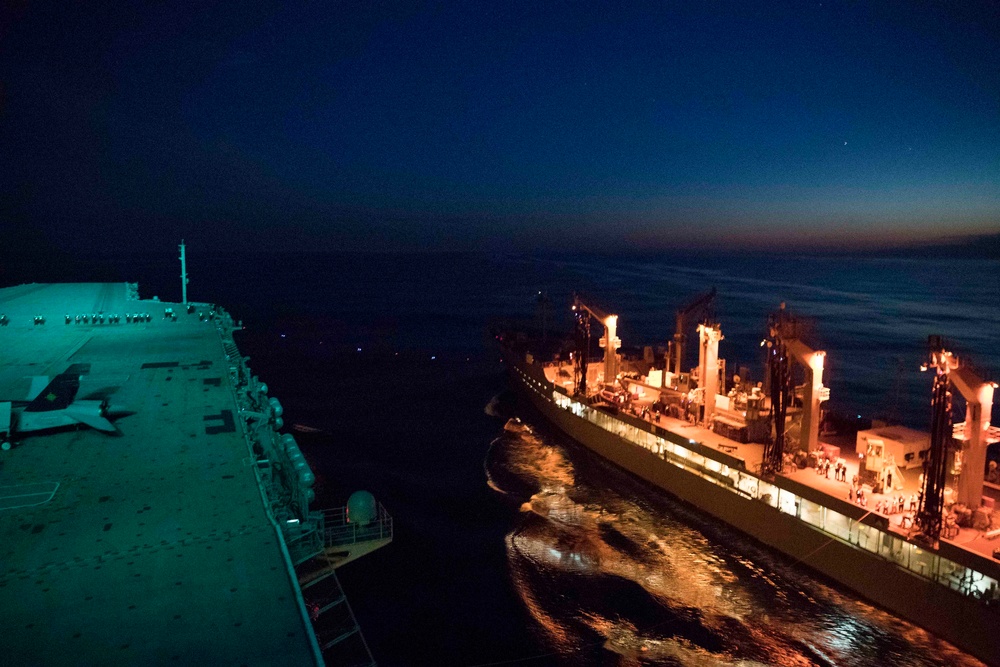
xmin=0 ymin=244 xmax=391 ymax=666
xmin=500 ymin=292 xmax=1000 ymax=665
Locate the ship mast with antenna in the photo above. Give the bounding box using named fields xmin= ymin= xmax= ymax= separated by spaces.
xmin=179 ymin=240 xmax=189 ymax=307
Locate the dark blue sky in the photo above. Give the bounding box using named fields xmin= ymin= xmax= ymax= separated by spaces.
xmin=3 ymin=1 xmax=998 ymax=252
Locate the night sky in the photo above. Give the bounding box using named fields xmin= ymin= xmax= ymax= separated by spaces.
xmin=3 ymin=1 xmax=998 ymax=253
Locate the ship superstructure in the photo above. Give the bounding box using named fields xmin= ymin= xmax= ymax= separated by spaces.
xmin=0 ymin=276 xmax=390 ymax=665
xmin=502 ymin=295 xmax=1000 ymax=665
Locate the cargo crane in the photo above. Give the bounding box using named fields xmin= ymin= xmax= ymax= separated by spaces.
xmin=918 ymin=337 xmax=997 ymax=544
xmin=696 ymin=322 xmax=724 ymax=426
xmin=671 ymin=287 xmax=716 ymax=378
xmin=762 ymin=306 xmax=793 ymax=474
xmin=760 ymin=305 xmax=830 ymax=474
xmin=571 ymin=295 xmax=620 ymax=397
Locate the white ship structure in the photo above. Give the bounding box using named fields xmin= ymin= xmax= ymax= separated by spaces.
xmin=501 ymin=293 xmax=1000 ymax=665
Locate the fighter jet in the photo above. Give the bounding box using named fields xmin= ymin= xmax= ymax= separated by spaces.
xmin=0 ymin=371 xmax=131 ymax=449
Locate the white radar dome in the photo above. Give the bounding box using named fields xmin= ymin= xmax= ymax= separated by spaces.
xmin=347 ymin=490 xmax=377 ymax=525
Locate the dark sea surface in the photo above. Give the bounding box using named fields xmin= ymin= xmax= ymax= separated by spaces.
xmin=6 ymin=251 xmax=998 ymax=666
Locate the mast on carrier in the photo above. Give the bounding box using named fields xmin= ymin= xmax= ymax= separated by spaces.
xmin=179 ymin=240 xmax=189 ymax=307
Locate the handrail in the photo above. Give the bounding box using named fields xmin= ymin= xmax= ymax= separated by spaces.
xmin=322 ymin=503 xmax=393 ymax=548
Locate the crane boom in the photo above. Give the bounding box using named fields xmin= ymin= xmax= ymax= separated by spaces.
xmin=572 ymin=295 xmax=620 ymax=395
xmin=573 ymin=298 xmax=609 ymax=322
xmin=673 ymin=287 xmax=716 ymax=376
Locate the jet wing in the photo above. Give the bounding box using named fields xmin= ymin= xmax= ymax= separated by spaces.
xmin=24 ymin=374 xmax=81 ymax=412
xmin=65 ymin=404 xmax=117 ymax=432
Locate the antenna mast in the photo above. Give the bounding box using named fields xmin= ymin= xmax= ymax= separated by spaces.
xmin=179 ymin=240 xmax=189 ymax=306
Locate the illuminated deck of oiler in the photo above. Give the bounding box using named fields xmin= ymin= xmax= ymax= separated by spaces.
xmin=0 ymin=283 xmax=319 ymax=665
xmin=539 ymin=361 xmax=1000 ymax=594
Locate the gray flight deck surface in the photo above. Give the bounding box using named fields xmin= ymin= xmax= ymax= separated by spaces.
xmin=0 ymin=283 xmax=319 ymax=666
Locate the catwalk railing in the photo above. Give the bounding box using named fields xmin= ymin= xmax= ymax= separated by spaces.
xmin=323 ymin=503 xmax=394 ymax=548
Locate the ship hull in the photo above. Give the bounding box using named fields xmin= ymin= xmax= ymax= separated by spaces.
xmin=507 ymin=354 xmax=1000 ymax=666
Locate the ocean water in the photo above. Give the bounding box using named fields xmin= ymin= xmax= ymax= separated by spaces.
xmin=6 ymin=251 xmax=997 ymax=666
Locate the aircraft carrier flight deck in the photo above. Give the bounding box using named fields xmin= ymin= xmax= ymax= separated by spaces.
xmin=0 ymin=282 xmax=380 ymax=665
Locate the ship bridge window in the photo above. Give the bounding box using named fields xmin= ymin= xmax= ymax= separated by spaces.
xmin=737 ymin=474 xmax=758 ymax=498
xmin=904 ymin=543 xmax=939 ymax=579
xmin=970 ymin=573 xmax=999 ymax=601
xmin=758 ymin=481 xmax=778 ymax=508
xmin=799 ymin=498 xmax=824 ymax=530
xmin=851 ymin=523 xmax=880 ymax=554
xmin=935 ymin=557 xmax=992 ymax=597
xmin=824 ymin=510 xmax=851 ymax=541
xmin=778 ymin=489 xmax=799 ymax=517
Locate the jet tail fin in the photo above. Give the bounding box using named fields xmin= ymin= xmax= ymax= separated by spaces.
xmin=24 ymin=374 xmax=80 ymax=412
